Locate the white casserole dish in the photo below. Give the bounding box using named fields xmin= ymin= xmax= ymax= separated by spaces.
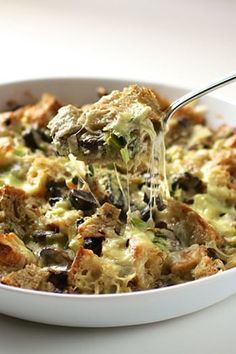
xmin=0 ymin=77 xmax=235 ymax=327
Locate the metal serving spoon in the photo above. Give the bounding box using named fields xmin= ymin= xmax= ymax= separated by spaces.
xmin=164 ymin=72 xmax=236 ymax=123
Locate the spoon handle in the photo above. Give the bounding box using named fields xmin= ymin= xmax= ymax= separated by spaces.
xmin=164 ymin=72 xmax=236 ymax=123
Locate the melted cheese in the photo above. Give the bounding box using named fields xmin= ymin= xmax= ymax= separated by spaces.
xmin=192 ymin=194 xmax=236 ymax=245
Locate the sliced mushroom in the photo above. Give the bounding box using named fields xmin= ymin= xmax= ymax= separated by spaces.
xmin=83 ymin=237 xmax=105 ymax=257
xmin=171 ymin=172 xmax=206 ymax=201
xmin=23 ymin=129 xmax=39 ymax=150
xmin=32 ymin=230 xmax=67 ymax=246
xmin=48 ymin=270 xmax=68 ymax=291
xmin=46 ymin=180 xmax=67 ymax=199
xmin=40 ymin=248 xmax=71 ymax=269
xmin=69 ymin=189 xmax=97 ymax=211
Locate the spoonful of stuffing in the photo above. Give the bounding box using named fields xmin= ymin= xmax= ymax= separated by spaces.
xmin=48 ymin=72 xmax=236 ymax=171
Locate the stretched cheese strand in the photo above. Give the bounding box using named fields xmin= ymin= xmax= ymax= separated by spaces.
xmin=113 ymin=163 xmax=128 ymax=211
xmin=156 ymin=121 xmax=170 ymax=200
xmin=146 ymin=119 xmax=170 ymax=222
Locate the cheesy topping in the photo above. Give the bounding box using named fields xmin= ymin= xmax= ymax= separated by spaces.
xmin=0 ymin=88 xmax=234 ymax=294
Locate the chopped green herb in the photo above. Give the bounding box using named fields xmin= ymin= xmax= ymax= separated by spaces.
xmin=87 ymin=165 xmax=94 ymax=177
xmin=153 ymin=235 xmax=168 ymax=250
xmin=72 ymin=176 xmax=79 ymax=185
xmin=107 ymin=134 xmax=127 ymax=150
xmin=120 ymin=146 xmax=130 ymax=164
xmin=14 ymin=145 xmax=28 ymax=156
xmin=131 ymin=217 xmax=148 ymax=230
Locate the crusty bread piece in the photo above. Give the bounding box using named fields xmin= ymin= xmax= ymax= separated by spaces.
xmin=78 ymin=203 xmax=121 ymax=238
xmin=0 ymin=185 xmax=38 ymax=237
xmin=0 ymin=265 xmax=19 ymax=278
xmin=48 ymin=85 xmax=163 ymax=166
xmin=129 ymin=237 xmax=167 ymax=290
xmin=168 ymin=244 xmax=224 ymax=280
xmin=0 ymin=93 xmax=61 ymax=128
xmin=68 ymin=247 xmax=134 ymax=294
xmin=0 ymin=233 xmax=36 ymax=268
xmin=202 ymin=149 xmax=236 ymax=203
xmin=0 ymin=137 xmax=15 ymax=168
xmin=25 ymin=155 xmax=71 ymax=197
xmin=68 ymin=232 xmax=167 ymax=293
xmin=155 ymin=198 xmax=224 ymax=247
xmin=49 ymin=85 xmax=162 ymax=140
xmin=192 ymin=254 xmax=224 ymax=279
xmin=1 ymin=264 xmax=54 ymax=291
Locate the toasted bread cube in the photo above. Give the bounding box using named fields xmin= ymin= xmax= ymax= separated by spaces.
xmin=155 ymin=198 xmax=224 ymax=247
xmin=48 ymin=85 xmax=163 ymax=168
xmin=78 ymin=203 xmax=121 ymax=238
xmin=0 ymin=233 xmax=36 ymax=268
xmin=68 ymin=247 xmax=134 ymax=294
xmin=0 ymin=185 xmax=38 ymax=238
xmin=0 ymin=93 xmax=61 ymax=128
xmin=1 ymin=264 xmax=54 ymax=291
xmin=129 ymin=237 xmax=167 ymax=290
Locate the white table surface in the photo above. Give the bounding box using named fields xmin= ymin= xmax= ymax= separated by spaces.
xmin=0 ymin=0 xmax=236 ymax=353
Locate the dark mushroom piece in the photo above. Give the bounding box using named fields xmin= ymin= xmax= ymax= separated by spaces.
xmin=69 ymin=189 xmax=97 ymax=211
xmin=77 ymin=132 xmax=105 ymax=152
xmin=141 ymin=193 xmax=167 ymax=221
xmin=48 ymin=270 xmax=68 ymax=291
xmin=140 ymin=205 xmax=150 ymax=221
xmin=83 ymin=237 xmax=105 ymax=257
xmin=155 ymin=196 xmax=167 ymax=211
xmin=105 ymin=176 xmax=126 ymax=210
xmin=46 ymin=180 xmax=68 ymax=205
xmin=22 ymin=129 xmax=39 ymax=150
xmin=46 ymin=180 xmax=67 ymax=198
xmin=172 ymin=172 xmax=206 ymax=195
xmin=22 ymin=127 xmax=53 ymax=151
xmin=76 ymin=218 xmax=85 ymax=227
xmin=49 ymin=197 xmax=63 ymax=206
xmin=32 ymin=230 xmax=56 ymax=243
xmin=32 ymin=230 xmax=68 ymax=246
xmin=38 ymin=128 xmax=52 ymax=143
xmin=40 ymin=248 xmax=71 ymax=269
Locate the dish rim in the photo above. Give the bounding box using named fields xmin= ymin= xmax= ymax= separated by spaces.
xmin=0 ymin=76 xmax=235 ymax=106
xmin=0 ymin=265 xmax=236 ymax=299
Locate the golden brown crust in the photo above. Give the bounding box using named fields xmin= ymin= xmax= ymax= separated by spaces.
xmin=0 ymin=137 xmax=15 ymax=167
xmin=168 ymin=244 xmax=224 ymax=280
xmin=155 ymin=198 xmax=224 ymax=247
xmin=0 ymin=93 xmax=61 ymax=128
xmin=24 ymin=93 xmax=61 ymax=127
xmin=0 ymin=185 xmax=38 ymax=237
xmin=67 ymin=247 xmax=88 ymax=287
xmin=78 ymin=203 xmax=121 ymax=238
xmin=48 ymin=85 xmax=163 ymax=164
xmin=0 ymin=233 xmax=36 ymax=268
xmin=192 ymin=256 xmax=224 ymax=279
xmin=169 ymin=244 xmax=207 ymax=275
xmin=1 ymin=264 xmax=54 ymax=291
xmin=129 ymin=238 xmax=167 ymax=290
xmin=81 ymin=84 xmax=163 ymax=128
xmin=68 ymin=247 xmax=134 ymax=294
